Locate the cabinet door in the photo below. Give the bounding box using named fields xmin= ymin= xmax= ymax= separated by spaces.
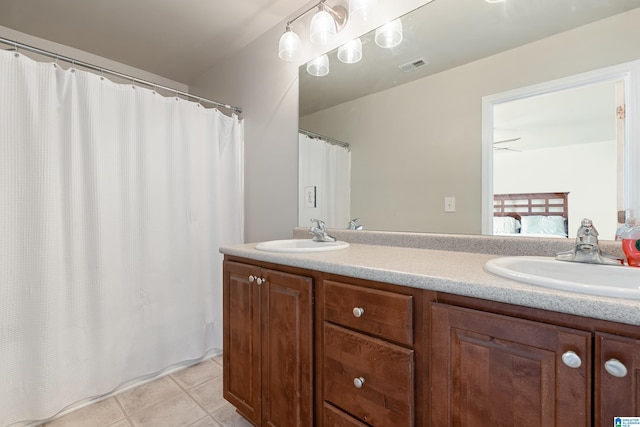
xmin=223 ymin=261 xmax=261 ymax=425
xmin=430 ymin=303 xmax=591 ymax=427
xmin=595 ymin=332 xmax=640 ymax=423
xmin=261 ymin=268 xmax=313 ymax=427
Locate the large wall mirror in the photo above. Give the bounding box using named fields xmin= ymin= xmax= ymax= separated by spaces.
xmin=298 ymin=0 xmax=640 ymax=239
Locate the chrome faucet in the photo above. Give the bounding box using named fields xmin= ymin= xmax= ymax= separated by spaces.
xmin=347 ymin=218 xmax=363 ymax=230
xmin=556 ymin=218 xmax=624 ymax=265
xmin=309 ymin=219 xmax=337 ymax=242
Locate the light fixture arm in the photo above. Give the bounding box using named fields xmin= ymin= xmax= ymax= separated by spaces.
xmin=285 ymin=0 xmax=348 ymax=31
xmin=323 ymin=2 xmax=349 ymax=32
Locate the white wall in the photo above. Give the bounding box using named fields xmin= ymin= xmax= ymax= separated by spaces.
xmin=189 ymin=1 xmax=428 ymax=243
xmin=299 ymin=9 xmax=640 ymax=235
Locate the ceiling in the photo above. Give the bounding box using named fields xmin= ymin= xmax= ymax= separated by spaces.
xmin=493 ymin=80 xmax=618 ymax=153
xmin=0 ymin=0 xmax=308 ymax=84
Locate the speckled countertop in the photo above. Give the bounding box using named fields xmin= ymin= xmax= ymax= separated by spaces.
xmin=220 ymin=231 xmax=640 ymax=327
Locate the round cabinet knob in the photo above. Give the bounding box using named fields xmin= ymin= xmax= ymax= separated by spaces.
xmin=256 ymin=277 xmax=265 ymax=285
xmin=604 ymin=358 xmax=628 ymax=378
xmin=352 ymin=307 xmax=365 ymax=318
xmin=248 ymin=275 xmax=255 ymax=283
xmin=561 ymin=351 xmax=582 ymax=369
xmin=353 ymin=377 xmax=365 ymax=389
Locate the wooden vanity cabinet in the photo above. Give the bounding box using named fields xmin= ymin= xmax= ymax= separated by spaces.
xmin=430 ymin=303 xmax=591 ymax=426
xmin=223 ymin=260 xmax=313 ymax=427
xmin=223 ymin=255 xmax=640 ymax=427
xmin=595 ymin=332 xmax=640 ymax=424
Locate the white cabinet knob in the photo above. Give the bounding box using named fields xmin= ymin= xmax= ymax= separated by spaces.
xmin=248 ymin=275 xmax=255 ymax=283
xmin=604 ymin=358 xmax=628 ymax=378
xmin=353 ymin=377 xmax=365 ymax=389
xmin=561 ymin=351 xmax=582 ymax=369
xmin=256 ymin=277 xmax=265 ymax=285
xmin=352 ymin=307 xmax=365 ymax=318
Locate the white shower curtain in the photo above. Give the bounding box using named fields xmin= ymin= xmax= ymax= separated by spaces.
xmin=298 ymin=133 xmax=350 ymax=228
xmin=0 ymin=50 xmax=243 ymax=425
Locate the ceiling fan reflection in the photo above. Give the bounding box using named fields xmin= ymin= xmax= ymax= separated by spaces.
xmin=493 ymin=137 xmax=522 ymax=152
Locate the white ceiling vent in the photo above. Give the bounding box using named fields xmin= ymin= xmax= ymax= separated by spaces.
xmin=398 ymin=57 xmax=429 ymax=72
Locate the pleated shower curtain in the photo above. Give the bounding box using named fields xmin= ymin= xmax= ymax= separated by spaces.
xmin=0 ymin=50 xmax=243 ymax=425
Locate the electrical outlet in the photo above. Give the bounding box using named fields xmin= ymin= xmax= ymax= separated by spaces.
xmin=444 ymin=197 xmax=456 ymax=212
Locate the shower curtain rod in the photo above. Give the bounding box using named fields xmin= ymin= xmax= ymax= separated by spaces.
xmin=0 ymin=36 xmax=242 ymax=115
xmin=300 ymin=129 xmax=349 ymax=149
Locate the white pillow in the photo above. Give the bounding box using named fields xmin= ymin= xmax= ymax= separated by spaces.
xmin=493 ymin=216 xmax=520 ymax=234
xmin=520 ymin=215 xmax=566 ymax=236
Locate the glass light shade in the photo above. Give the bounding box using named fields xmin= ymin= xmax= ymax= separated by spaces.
xmin=306 ymin=54 xmax=330 ymax=76
xmin=349 ymin=0 xmax=377 ymax=21
xmin=375 ymin=18 xmax=403 ymax=48
xmin=310 ymin=8 xmax=336 ymax=45
xmin=278 ymin=27 xmax=301 ymax=61
xmin=337 ymin=38 xmax=363 ymax=64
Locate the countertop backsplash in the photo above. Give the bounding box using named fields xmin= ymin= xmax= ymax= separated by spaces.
xmin=292 ymin=227 xmax=624 ymax=258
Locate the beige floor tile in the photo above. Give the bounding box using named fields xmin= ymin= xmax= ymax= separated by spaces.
xmin=128 ymin=394 xmax=206 ymax=427
xmin=188 ymin=376 xmax=226 ymax=413
xmin=106 ymin=420 xmax=132 ymax=427
xmin=116 ymin=376 xmax=182 ymax=415
xmin=43 ymin=397 xmax=125 ymax=427
xmin=188 ymin=416 xmax=222 ymax=427
xmin=210 ymin=403 xmax=253 ymax=427
xmin=171 ymin=360 xmax=222 ymax=390
xmin=211 ymin=355 xmax=223 ymax=367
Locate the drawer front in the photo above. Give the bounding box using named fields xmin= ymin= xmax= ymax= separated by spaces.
xmin=323 ymin=323 xmax=414 ymax=427
xmin=323 ymin=402 xmax=369 ymax=427
xmin=323 ymin=280 xmax=413 ymax=345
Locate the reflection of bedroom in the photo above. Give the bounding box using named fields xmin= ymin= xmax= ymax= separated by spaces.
xmin=492 ymin=80 xmax=620 ymax=240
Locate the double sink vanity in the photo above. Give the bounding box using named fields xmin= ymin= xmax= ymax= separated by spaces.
xmin=220 ymin=230 xmax=640 ymax=426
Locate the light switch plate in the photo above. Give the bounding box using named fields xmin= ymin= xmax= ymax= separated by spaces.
xmin=445 ymin=196 xmax=455 ymax=212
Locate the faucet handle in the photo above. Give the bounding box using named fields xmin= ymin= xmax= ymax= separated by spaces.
xmin=577 ymin=218 xmax=599 ymax=241
xmin=310 ymin=218 xmax=327 ymax=230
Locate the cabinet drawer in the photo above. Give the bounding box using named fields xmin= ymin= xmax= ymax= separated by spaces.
xmin=323 ymin=280 xmax=413 ymax=345
xmin=323 ymin=323 xmax=414 ymax=427
xmin=323 ymin=402 xmax=369 ymax=427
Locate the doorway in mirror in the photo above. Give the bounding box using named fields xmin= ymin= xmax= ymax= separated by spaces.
xmin=482 ymin=60 xmax=640 ymax=240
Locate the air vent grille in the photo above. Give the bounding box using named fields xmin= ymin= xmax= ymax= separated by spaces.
xmin=398 ymin=57 xmax=428 ymax=72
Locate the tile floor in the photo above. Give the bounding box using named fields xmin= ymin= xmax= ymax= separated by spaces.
xmin=41 ymin=356 xmax=252 ymax=427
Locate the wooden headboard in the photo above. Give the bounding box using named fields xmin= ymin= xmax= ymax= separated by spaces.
xmin=494 ymin=192 xmax=569 ymax=222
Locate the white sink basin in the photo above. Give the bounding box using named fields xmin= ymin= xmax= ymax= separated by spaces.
xmin=485 ymin=256 xmax=640 ymax=299
xmin=255 ymin=239 xmax=349 ymax=253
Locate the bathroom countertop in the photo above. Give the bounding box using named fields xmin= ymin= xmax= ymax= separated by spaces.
xmin=220 ymin=241 xmax=640 ymax=327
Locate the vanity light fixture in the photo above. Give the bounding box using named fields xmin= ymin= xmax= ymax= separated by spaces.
xmin=349 ymin=0 xmax=377 ymax=21
xmin=278 ymin=0 xmax=349 ymax=61
xmin=278 ymin=24 xmax=302 ymax=61
xmin=337 ymin=37 xmax=363 ymax=64
xmin=374 ymin=18 xmax=403 ymax=48
xmin=307 ymin=54 xmax=330 ymax=76
xmin=310 ymin=3 xmax=337 ymax=45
